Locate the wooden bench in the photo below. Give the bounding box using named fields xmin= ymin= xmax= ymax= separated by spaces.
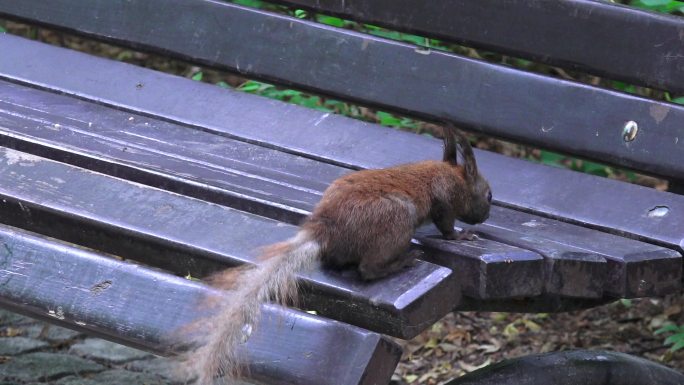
xmin=0 ymin=0 xmax=682 ymax=383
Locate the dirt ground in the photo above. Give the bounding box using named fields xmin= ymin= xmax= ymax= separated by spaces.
xmin=394 ymin=294 xmax=684 ymax=384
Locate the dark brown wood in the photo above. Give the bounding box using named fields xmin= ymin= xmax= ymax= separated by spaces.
xmin=274 ymin=0 xmax=684 ymax=94
xmin=446 ymin=350 xmax=684 ymax=385
xmin=459 ymin=224 xmax=608 ymax=299
xmin=669 ymin=180 xmax=684 ymax=195
xmin=476 ymin=206 xmax=681 ymax=298
xmin=0 ymin=224 xmax=401 ymax=385
xmin=0 ymin=4 xmax=683 ymax=179
xmin=414 ymin=228 xmax=543 ymax=300
xmin=0 ymin=147 xmax=458 ymax=339
xmin=458 ymin=296 xmax=615 ymax=313
xmin=1 ymin=34 xmax=682 ymax=258
xmin=0 ymin=79 xmax=548 ymax=303
xmin=1 ymin=79 xmax=678 ymax=301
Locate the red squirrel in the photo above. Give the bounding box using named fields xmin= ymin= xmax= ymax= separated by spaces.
xmin=186 ymin=124 xmax=492 ymax=384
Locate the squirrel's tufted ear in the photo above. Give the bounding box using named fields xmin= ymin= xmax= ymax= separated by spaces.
xmin=443 ymin=123 xmax=479 ymax=182
xmin=442 ymin=123 xmax=458 ymax=166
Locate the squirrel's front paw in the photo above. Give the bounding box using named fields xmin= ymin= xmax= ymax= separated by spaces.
xmin=455 ymin=230 xmax=479 ymax=241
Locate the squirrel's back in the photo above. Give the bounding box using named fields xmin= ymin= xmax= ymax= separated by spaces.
xmin=304 ymin=160 xmax=466 ymax=269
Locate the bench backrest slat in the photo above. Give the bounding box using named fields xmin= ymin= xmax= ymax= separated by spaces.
xmin=1 ymin=1 xmax=682 ymax=180
xmin=2 ymin=33 xmax=682 ymax=256
xmin=274 ymin=0 xmax=684 ymax=94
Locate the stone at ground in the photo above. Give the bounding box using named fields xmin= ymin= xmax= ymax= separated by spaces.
xmin=0 ymin=352 xmax=104 ymax=382
xmin=69 ymin=338 xmax=152 ymax=364
xmin=0 ymin=310 xmax=33 ymax=327
xmin=125 ymin=356 xmax=179 ymax=380
xmin=0 ymin=337 xmax=48 ymax=355
xmin=24 ymin=324 xmax=82 ymax=343
xmin=54 ymin=369 xmax=170 ymax=385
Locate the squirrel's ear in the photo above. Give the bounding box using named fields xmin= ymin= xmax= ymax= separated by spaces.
xmin=442 ymin=123 xmax=458 ymax=165
xmin=452 ymin=130 xmax=478 ymax=182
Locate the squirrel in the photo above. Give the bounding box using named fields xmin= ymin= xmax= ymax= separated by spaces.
xmin=186 ymin=124 xmax=492 ymax=384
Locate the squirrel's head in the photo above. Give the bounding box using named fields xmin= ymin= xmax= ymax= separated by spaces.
xmin=442 ymin=124 xmax=492 ymax=225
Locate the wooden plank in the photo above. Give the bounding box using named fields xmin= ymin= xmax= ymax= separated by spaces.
xmin=458 ymin=296 xmax=614 ymax=313
xmin=446 ymin=350 xmax=684 ymax=385
xmin=1 ymin=79 xmax=679 ymax=300
xmin=1 ymin=4 xmax=683 ymax=178
xmin=0 ymin=147 xmax=458 ymax=339
xmin=0 ymin=224 xmax=401 ymax=385
xmin=273 ymin=0 xmax=684 ymax=94
xmin=475 ymin=206 xmax=681 ymax=298
xmin=419 ymin=224 xmax=607 ymax=299
xmin=1 ymin=35 xmax=683 ymax=258
xmin=0 ymin=80 xmax=545 ymax=302
xmin=2 ymin=80 xmax=679 ymax=299
xmin=414 ymin=229 xmax=543 ymax=300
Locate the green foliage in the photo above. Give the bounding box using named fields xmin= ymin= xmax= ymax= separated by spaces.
xmin=315 ymin=15 xmax=354 ymax=28
xmin=619 ymin=298 xmax=633 ymax=308
xmin=238 ymin=80 xmax=339 ymax=112
xmin=294 ymin=9 xmax=308 ymax=19
xmin=537 ymin=151 xmax=636 ymax=181
xmin=191 ymin=71 xmax=203 ymax=81
xmin=375 ymin=111 xmax=420 ymax=130
xmin=611 ymin=80 xmax=638 ymax=95
xmin=0 ymin=25 xmax=5 ymax=33
xmin=655 ymin=323 xmax=684 ymax=352
xmin=629 ymin=0 xmax=684 ymax=14
xmin=236 ymin=80 xmax=422 ymax=129
xmin=232 ymin=0 xmax=264 ymax=8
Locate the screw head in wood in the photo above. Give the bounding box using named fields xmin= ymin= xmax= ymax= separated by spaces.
xmin=623 ymin=121 xmax=638 ymax=142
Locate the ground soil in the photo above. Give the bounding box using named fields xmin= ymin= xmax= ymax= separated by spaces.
xmin=394 ymin=294 xmax=684 ymax=384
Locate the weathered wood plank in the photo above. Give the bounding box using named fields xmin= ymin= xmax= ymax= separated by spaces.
xmin=1 ymin=79 xmax=679 ymax=300
xmin=414 ymin=228 xmax=543 ymax=300
xmin=273 ymin=0 xmax=684 ymax=94
xmin=0 ymin=35 xmax=682 ymax=257
xmin=446 ymin=350 xmax=684 ymax=385
xmin=420 ymin=224 xmax=607 ymax=299
xmin=0 ymin=7 xmax=683 ymax=179
xmin=458 ymin=296 xmax=614 ymax=314
xmin=475 ymin=206 xmax=681 ymax=298
xmin=0 ymin=80 xmax=545 ymax=302
xmin=0 ymin=147 xmax=457 ymax=339
xmin=0 ymin=224 xmax=401 ymax=385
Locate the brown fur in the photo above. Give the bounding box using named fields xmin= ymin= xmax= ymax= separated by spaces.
xmin=185 ymin=124 xmax=492 ymax=383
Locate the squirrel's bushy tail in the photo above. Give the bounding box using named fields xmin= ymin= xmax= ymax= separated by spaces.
xmin=190 ymin=230 xmax=321 ymax=384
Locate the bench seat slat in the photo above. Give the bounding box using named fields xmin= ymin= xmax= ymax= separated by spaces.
xmin=0 ymin=80 xmax=546 ymax=302
xmin=1 ymin=6 xmax=683 ymax=178
xmin=479 ymin=206 xmax=682 ymax=298
xmin=418 ymin=225 xmax=608 ymax=299
xmin=0 ymin=147 xmax=457 ymax=339
xmin=0 ymin=224 xmax=401 ymax=385
xmin=414 ymin=232 xmax=543 ymax=300
xmin=1 ymin=79 xmax=678 ymax=300
xmin=273 ymin=0 xmax=684 ymax=94
xmin=0 ymin=34 xmax=683 ymax=257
